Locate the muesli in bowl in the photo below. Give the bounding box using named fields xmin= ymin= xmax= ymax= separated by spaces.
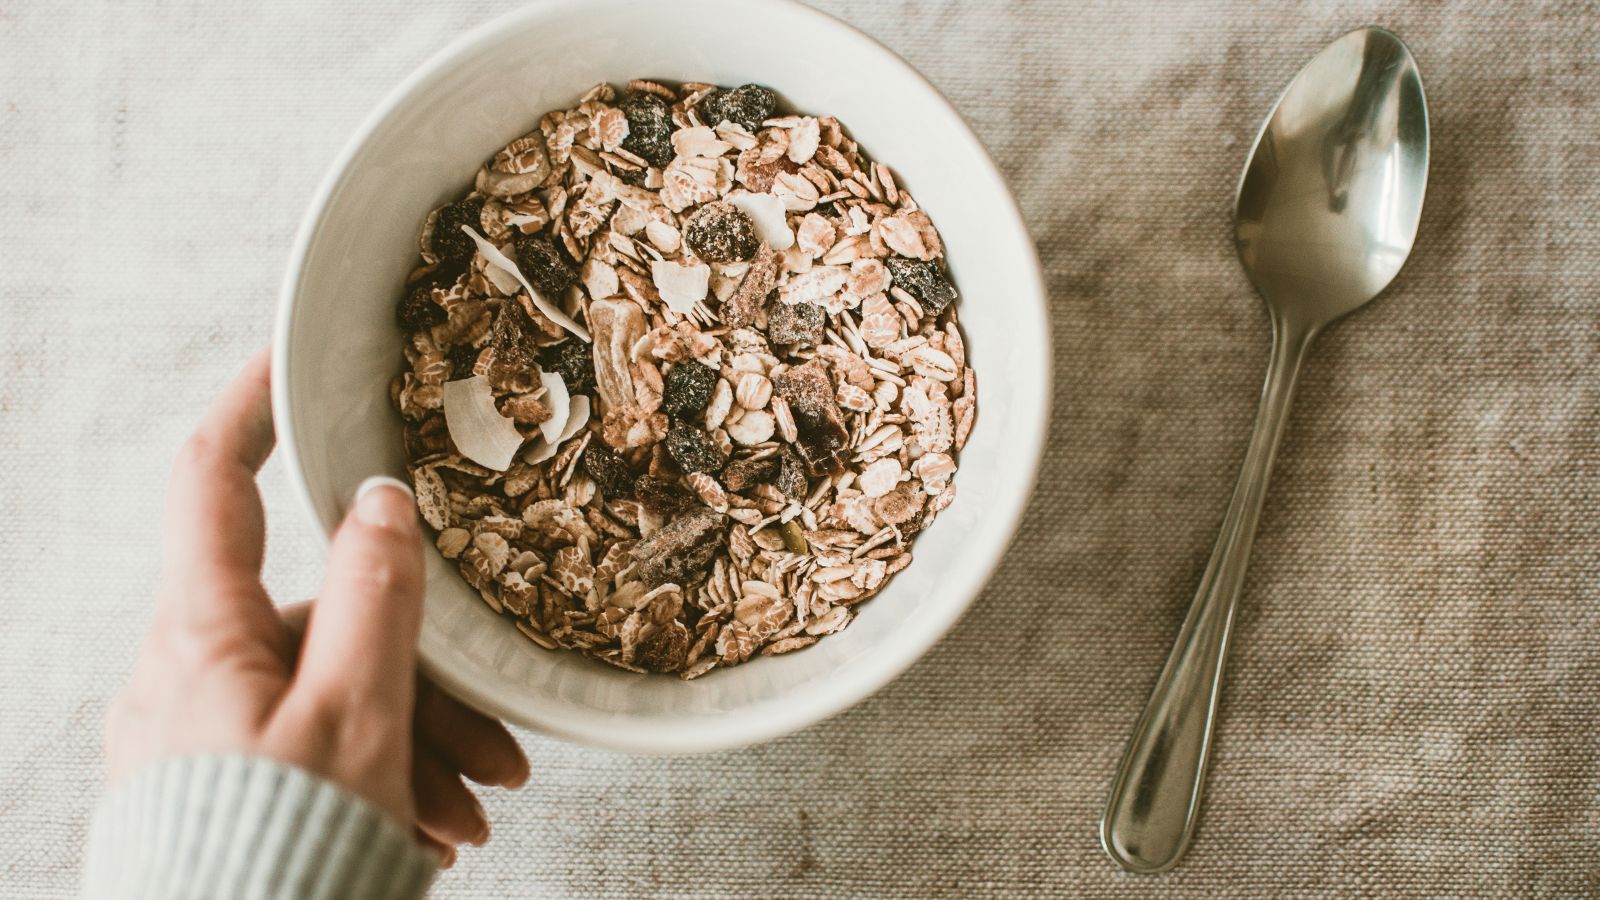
xmin=391 ymin=79 xmax=974 ymax=679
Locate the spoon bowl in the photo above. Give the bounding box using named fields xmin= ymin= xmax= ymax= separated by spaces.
xmin=1236 ymin=26 xmax=1429 ymax=324
xmin=1101 ymin=26 xmax=1429 ymax=874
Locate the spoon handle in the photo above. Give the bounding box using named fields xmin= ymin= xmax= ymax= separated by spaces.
xmin=1101 ymin=315 xmax=1315 ymax=874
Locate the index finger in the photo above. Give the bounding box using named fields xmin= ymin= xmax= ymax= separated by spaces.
xmin=157 ymin=348 xmax=276 ymax=616
xmin=290 ymin=478 xmax=425 ymax=719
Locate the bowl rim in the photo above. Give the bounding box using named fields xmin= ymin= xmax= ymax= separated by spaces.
xmin=272 ymin=0 xmax=1052 ymax=753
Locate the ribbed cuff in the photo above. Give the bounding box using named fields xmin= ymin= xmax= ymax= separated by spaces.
xmin=81 ymin=755 xmax=436 ymax=900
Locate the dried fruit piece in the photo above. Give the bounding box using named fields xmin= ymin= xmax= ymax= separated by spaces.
xmin=510 ymin=232 xmax=577 ymax=299
xmin=775 ymin=449 xmax=809 ymax=500
xmin=637 ymin=619 xmax=690 ymax=672
xmin=664 ymin=421 xmax=728 ymax=474
xmin=540 ymin=338 xmax=596 ymax=395
xmin=486 ymin=301 xmax=541 ymax=385
xmin=631 ymin=508 xmax=726 ymax=588
xmin=698 ymin=84 xmax=777 ymax=131
xmin=721 ymin=456 xmax=779 ymax=492
xmin=662 ymin=360 xmax=719 ymax=416
xmin=766 ymin=298 xmax=823 ymax=345
xmin=618 ymin=91 xmax=676 ymax=168
xmin=445 ymin=343 xmax=482 ymax=379
xmin=581 ymin=444 xmax=635 ymax=497
xmin=432 ymin=197 xmax=485 ymax=268
xmin=396 ymin=282 xmax=446 ymax=331
xmin=634 ymin=474 xmax=696 ymax=517
xmin=772 ymin=359 xmax=848 ymax=474
xmin=442 ymin=375 xmax=525 ymax=471
xmin=885 ymin=257 xmax=957 ymax=316
xmin=721 ymin=243 xmax=778 ymax=328
xmin=682 ymin=200 xmax=759 ymax=263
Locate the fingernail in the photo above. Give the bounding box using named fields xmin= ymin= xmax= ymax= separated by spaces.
xmin=353 ymin=475 xmax=416 ymax=529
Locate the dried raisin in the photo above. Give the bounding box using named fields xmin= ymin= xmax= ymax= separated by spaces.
xmin=581 ymin=444 xmax=635 ymax=498
xmin=541 ymin=339 xmax=595 ymax=394
xmin=699 ymin=84 xmax=777 ymax=132
xmin=511 ymin=233 xmax=577 ymax=299
xmin=885 ymin=257 xmax=957 ymax=316
xmin=446 ymin=343 xmax=482 ymax=379
xmin=661 ymin=360 xmax=719 ymax=416
xmin=637 ymin=620 xmax=689 ymax=672
xmin=396 ymin=283 xmax=446 ymax=332
xmin=683 ymin=201 xmax=758 ymax=263
xmin=619 ymin=91 xmax=677 ymax=169
xmin=664 ymin=421 xmax=728 ymax=474
xmin=432 ymin=197 xmax=484 ymax=269
xmin=489 ymin=301 xmax=541 ymax=372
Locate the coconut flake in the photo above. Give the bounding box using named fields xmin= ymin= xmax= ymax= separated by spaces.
xmin=521 ymin=394 xmax=592 ymax=465
xmin=521 ymin=438 xmax=560 ymax=465
xmin=461 ymin=225 xmax=591 ymax=342
xmin=651 ymin=259 xmax=711 ymax=314
xmin=443 ymin=376 xmax=525 ymax=471
xmin=727 ymin=192 xmax=793 ymax=251
xmin=537 ymin=370 xmax=570 ymax=444
xmin=559 ymin=394 xmax=591 ymax=442
xmin=483 ymin=248 xmax=523 ymax=294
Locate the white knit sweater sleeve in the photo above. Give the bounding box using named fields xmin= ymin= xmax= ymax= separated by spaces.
xmin=81 ymin=755 xmax=436 ymax=900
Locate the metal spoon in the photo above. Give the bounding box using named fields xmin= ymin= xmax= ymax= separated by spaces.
xmin=1100 ymin=26 xmax=1429 ymax=874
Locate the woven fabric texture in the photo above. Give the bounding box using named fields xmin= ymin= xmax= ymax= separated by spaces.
xmin=2 ymin=1 xmax=1597 ymax=896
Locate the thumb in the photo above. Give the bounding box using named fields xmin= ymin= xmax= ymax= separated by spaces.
xmin=291 ymin=477 xmax=426 ymax=720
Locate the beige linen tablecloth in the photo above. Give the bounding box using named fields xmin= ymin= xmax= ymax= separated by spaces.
xmin=4 ymin=1 xmax=1597 ymax=896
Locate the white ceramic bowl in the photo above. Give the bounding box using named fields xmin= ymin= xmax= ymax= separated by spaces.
xmin=273 ymin=0 xmax=1049 ymax=753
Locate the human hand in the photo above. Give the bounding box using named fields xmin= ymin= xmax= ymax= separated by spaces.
xmin=105 ymin=348 xmax=528 ymax=866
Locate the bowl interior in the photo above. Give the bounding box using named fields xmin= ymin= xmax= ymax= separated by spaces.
xmin=276 ymin=0 xmax=1048 ymax=753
